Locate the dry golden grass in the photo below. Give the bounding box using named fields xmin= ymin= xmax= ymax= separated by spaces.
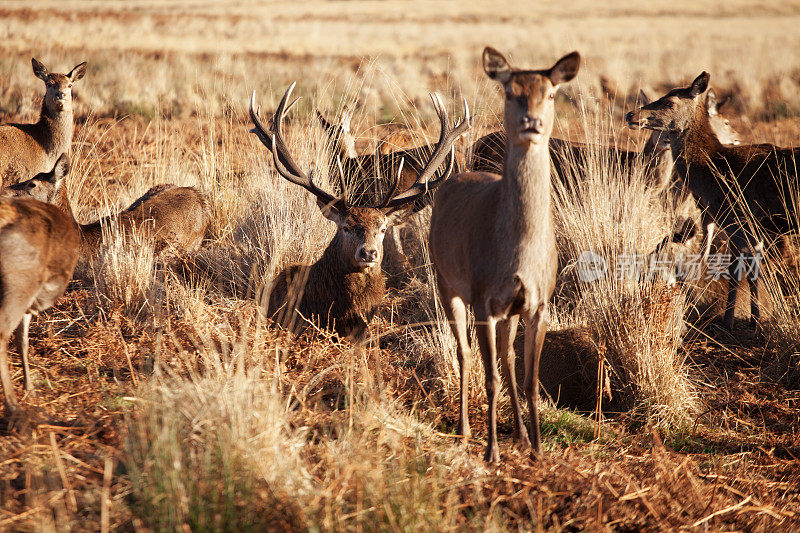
xmin=0 ymin=1 xmax=799 ymax=530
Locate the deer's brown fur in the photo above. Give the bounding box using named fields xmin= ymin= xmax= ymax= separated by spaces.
xmin=251 ymin=85 xmax=469 ymax=342
xmin=430 ymin=48 xmax=580 ymax=461
xmin=0 ymin=196 xmax=80 ymax=413
xmin=0 ymin=59 xmax=86 ymax=187
xmin=627 ymin=72 xmax=796 ymax=329
xmin=3 ymin=156 xmax=211 ymax=270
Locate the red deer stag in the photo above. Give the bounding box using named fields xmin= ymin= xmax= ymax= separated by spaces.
xmin=250 ymin=84 xmax=470 ymax=342
xmin=430 ymin=48 xmax=580 ymax=461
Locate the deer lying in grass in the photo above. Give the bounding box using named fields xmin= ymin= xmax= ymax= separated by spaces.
xmin=0 ymin=58 xmax=87 ymax=187
xmin=627 ymin=72 xmax=797 ymax=329
xmin=0 ymin=188 xmax=80 ymax=415
xmin=3 ymin=155 xmax=211 ymax=270
xmin=250 ymin=84 xmax=470 ymax=341
xmin=430 ymin=48 xmax=580 ymax=461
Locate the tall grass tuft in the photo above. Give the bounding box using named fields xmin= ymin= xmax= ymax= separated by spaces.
xmin=552 ymin=108 xmax=699 ymax=428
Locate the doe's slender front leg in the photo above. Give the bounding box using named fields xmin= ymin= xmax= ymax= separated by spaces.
xmin=523 ymin=306 xmax=548 ymax=457
xmin=14 ymin=314 xmax=32 ymax=391
xmin=475 ymin=308 xmax=501 ymax=463
xmin=498 ymin=315 xmax=531 ymax=448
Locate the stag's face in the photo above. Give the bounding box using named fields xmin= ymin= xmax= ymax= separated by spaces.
xmin=32 ymin=59 xmax=86 ymax=115
xmin=321 ymin=203 xmax=410 ymax=271
xmin=626 ymin=72 xmax=710 ymax=135
xmin=483 ymin=48 xmax=580 ymax=146
xmin=3 ymin=154 xmax=69 ymax=202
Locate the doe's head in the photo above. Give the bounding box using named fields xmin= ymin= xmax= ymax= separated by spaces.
xmin=3 ymin=153 xmax=69 ymax=203
xmin=483 ymin=47 xmax=580 ymax=146
xmin=32 ymin=58 xmax=87 ymax=115
xmin=626 ymin=72 xmax=710 ymax=134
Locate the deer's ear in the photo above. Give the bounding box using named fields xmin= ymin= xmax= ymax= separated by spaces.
xmin=316 ymin=198 xmax=347 ymax=225
xmin=690 ymin=72 xmax=710 ymax=97
xmin=549 ymin=51 xmax=581 ymax=86
xmin=52 ymin=154 xmax=70 ymax=183
xmin=385 ymin=205 xmax=413 ymax=227
xmin=483 ymin=47 xmax=512 ymax=84
xmin=68 ymin=62 xmax=87 ymax=82
xmin=32 ymin=58 xmax=49 ymax=81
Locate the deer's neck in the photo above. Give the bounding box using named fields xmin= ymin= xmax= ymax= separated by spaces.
xmin=500 ymin=140 xmax=553 ymax=238
xmin=310 ymin=234 xmax=385 ymax=308
xmin=53 ymin=187 xmax=97 ymax=259
xmin=670 ymin=101 xmax=722 ymax=168
xmin=38 ymin=100 xmax=74 ymax=158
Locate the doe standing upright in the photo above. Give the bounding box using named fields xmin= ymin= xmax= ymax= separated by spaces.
xmin=430 ymin=48 xmax=580 ymax=461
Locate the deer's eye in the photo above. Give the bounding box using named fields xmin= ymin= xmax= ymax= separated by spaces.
xmin=548 ymin=92 xmax=555 ymax=100
xmin=380 ymin=227 xmax=387 ymax=234
xmin=724 ymin=120 xmax=730 ymax=126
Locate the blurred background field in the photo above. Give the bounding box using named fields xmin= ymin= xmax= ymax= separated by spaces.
xmin=0 ymin=1 xmax=799 ymax=531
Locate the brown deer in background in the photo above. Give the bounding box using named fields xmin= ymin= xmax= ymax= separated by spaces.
xmin=3 ymin=155 xmax=211 ymax=270
xmin=470 ymin=88 xmax=740 ymax=192
xmin=627 ymin=71 xmax=798 ymax=329
xmin=0 ymin=58 xmax=87 ymax=187
xmin=430 ymin=48 xmax=580 ymax=461
xmin=0 ymin=176 xmax=81 ymax=414
xmin=250 ymin=84 xmax=470 ymax=341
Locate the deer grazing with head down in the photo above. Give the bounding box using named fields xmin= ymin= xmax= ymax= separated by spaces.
xmin=250 ymin=84 xmax=470 ymax=342
xmin=3 ymin=155 xmax=211 ymax=270
xmin=626 ymin=71 xmax=797 ymax=329
xmin=430 ymin=48 xmax=580 ymax=461
xmin=0 ymin=58 xmax=87 ymax=187
xmin=0 ymin=184 xmax=80 ymax=415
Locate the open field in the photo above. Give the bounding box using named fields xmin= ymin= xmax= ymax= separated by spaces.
xmin=0 ymin=1 xmax=799 ymax=530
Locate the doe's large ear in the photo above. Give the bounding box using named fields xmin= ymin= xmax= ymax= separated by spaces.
xmin=548 ymin=51 xmax=581 ymax=85
xmin=385 ymin=205 xmax=413 ymax=228
xmin=316 ymin=198 xmax=347 ymax=225
xmin=483 ymin=47 xmax=512 ymax=84
xmin=690 ymin=72 xmax=710 ymax=97
xmin=52 ymin=153 xmax=70 ymax=182
xmin=706 ymin=89 xmax=719 ymax=115
xmin=68 ymin=61 xmax=87 ymax=82
xmin=32 ymin=58 xmax=49 ymax=81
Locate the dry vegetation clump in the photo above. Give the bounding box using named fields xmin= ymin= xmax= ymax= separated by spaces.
xmin=551 ymin=124 xmax=699 ymax=428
